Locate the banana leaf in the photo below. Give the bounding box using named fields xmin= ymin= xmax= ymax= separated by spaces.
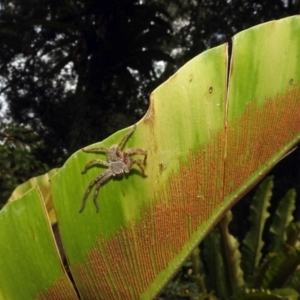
xmin=1 ymin=16 xmax=300 ymax=299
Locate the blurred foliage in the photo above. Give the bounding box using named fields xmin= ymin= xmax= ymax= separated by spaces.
xmin=0 ymin=1 xmax=300 ymax=205
xmin=0 ymin=0 xmax=173 ymax=158
xmin=0 ymin=122 xmax=48 ymax=204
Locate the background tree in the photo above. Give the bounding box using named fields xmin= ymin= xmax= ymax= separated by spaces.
xmin=0 ymin=122 xmax=48 ymax=203
xmin=0 ymin=0 xmax=300 ymax=205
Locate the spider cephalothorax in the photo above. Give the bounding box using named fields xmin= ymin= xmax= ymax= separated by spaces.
xmin=79 ymin=125 xmax=147 ymax=213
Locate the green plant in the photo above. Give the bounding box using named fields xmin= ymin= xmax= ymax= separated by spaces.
xmin=0 ymin=16 xmax=300 ymax=299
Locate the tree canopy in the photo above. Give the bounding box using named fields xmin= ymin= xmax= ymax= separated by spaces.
xmin=0 ymin=0 xmax=300 ymax=202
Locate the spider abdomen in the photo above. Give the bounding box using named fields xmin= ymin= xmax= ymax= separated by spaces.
xmin=110 ymin=161 xmax=129 ymax=175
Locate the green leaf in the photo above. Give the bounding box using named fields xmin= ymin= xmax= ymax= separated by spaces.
xmin=260 ymin=247 xmax=300 ymax=289
xmin=286 ymin=221 xmax=300 ymax=248
xmin=51 ymin=43 xmax=228 ymax=299
xmin=200 ymin=211 xmax=244 ymax=298
xmin=0 ymin=188 xmax=77 ymax=299
xmin=224 ymin=16 xmax=300 ymax=198
xmin=241 ymin=176 xmax=273 ymax=280
xmin=202 ymin=228 xmax=230 ymax=299
xmin=232 ymin=287 xmax=299 ymax=300
xmin=219 ymin=211 xmax=244 ymax=289
xmin=1 ymin=16 xmax=300 ymax=299
xmin=269 ymin=189 xmax=297 ymax=252
xmin=285 ymin=268 xmax=300 ymax=293
xmin=8 ymin=168 xmax=59 ymax=224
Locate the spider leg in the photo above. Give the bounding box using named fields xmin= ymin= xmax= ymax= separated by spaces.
xmin=118 ymin=124 xmax=136 ymax=149
xmin=92 ymin=171 xmax=113 ymax=213
xmin=79 ymin=177 xmax=98 ymax=213
xmin=79 ymin=170 xmax=112 ymax=213
xmin=81 ymin=159 xmax=109 ymax=174
xmin=82 ymin=146 xmax=108 ymax=153
xmin=124 ymin=148 xmax=147 ymax=163
xmin=128 ymin=159 xmax=147 ymax=177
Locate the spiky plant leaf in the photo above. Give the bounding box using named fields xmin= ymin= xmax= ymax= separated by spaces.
xmin=269 ymin=189 xmax=297 ymax=252
xmin=232 ymin=287 xmax=299 ymax=300
xmin=260 ymin=247 xmax=300 ymax=289
xmin=219 ymin=211 xmax=244 ymax=289
xmin=285 ymin=268 xmax=300 ymax=293
xmin=202 ymin=228 xmax=231 ymax=299
xmin=286 ymin=221 xmax=300 ymax=248
xmin=240 ymin=176 xmax=273 ymax=280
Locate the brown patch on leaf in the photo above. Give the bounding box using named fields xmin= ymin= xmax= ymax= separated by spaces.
xmin=72 ymin=87 xmax=300 ymax=299
xmin=143 ymin=94 xmax=155 ymax=124
xmin=224 ymin=87 xmax=300 ymax=194
xmin=36 ymin=276 xmax=77 ymax=300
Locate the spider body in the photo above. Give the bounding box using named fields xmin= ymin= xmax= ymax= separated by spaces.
xmin=79 ymin=125 xmax=147 ymax=213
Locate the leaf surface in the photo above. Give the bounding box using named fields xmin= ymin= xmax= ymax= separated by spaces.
xmin=42 ymin=16 xmax=300 ymax=299
xmin=0 ymin=188 xmax=77 ymax=299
